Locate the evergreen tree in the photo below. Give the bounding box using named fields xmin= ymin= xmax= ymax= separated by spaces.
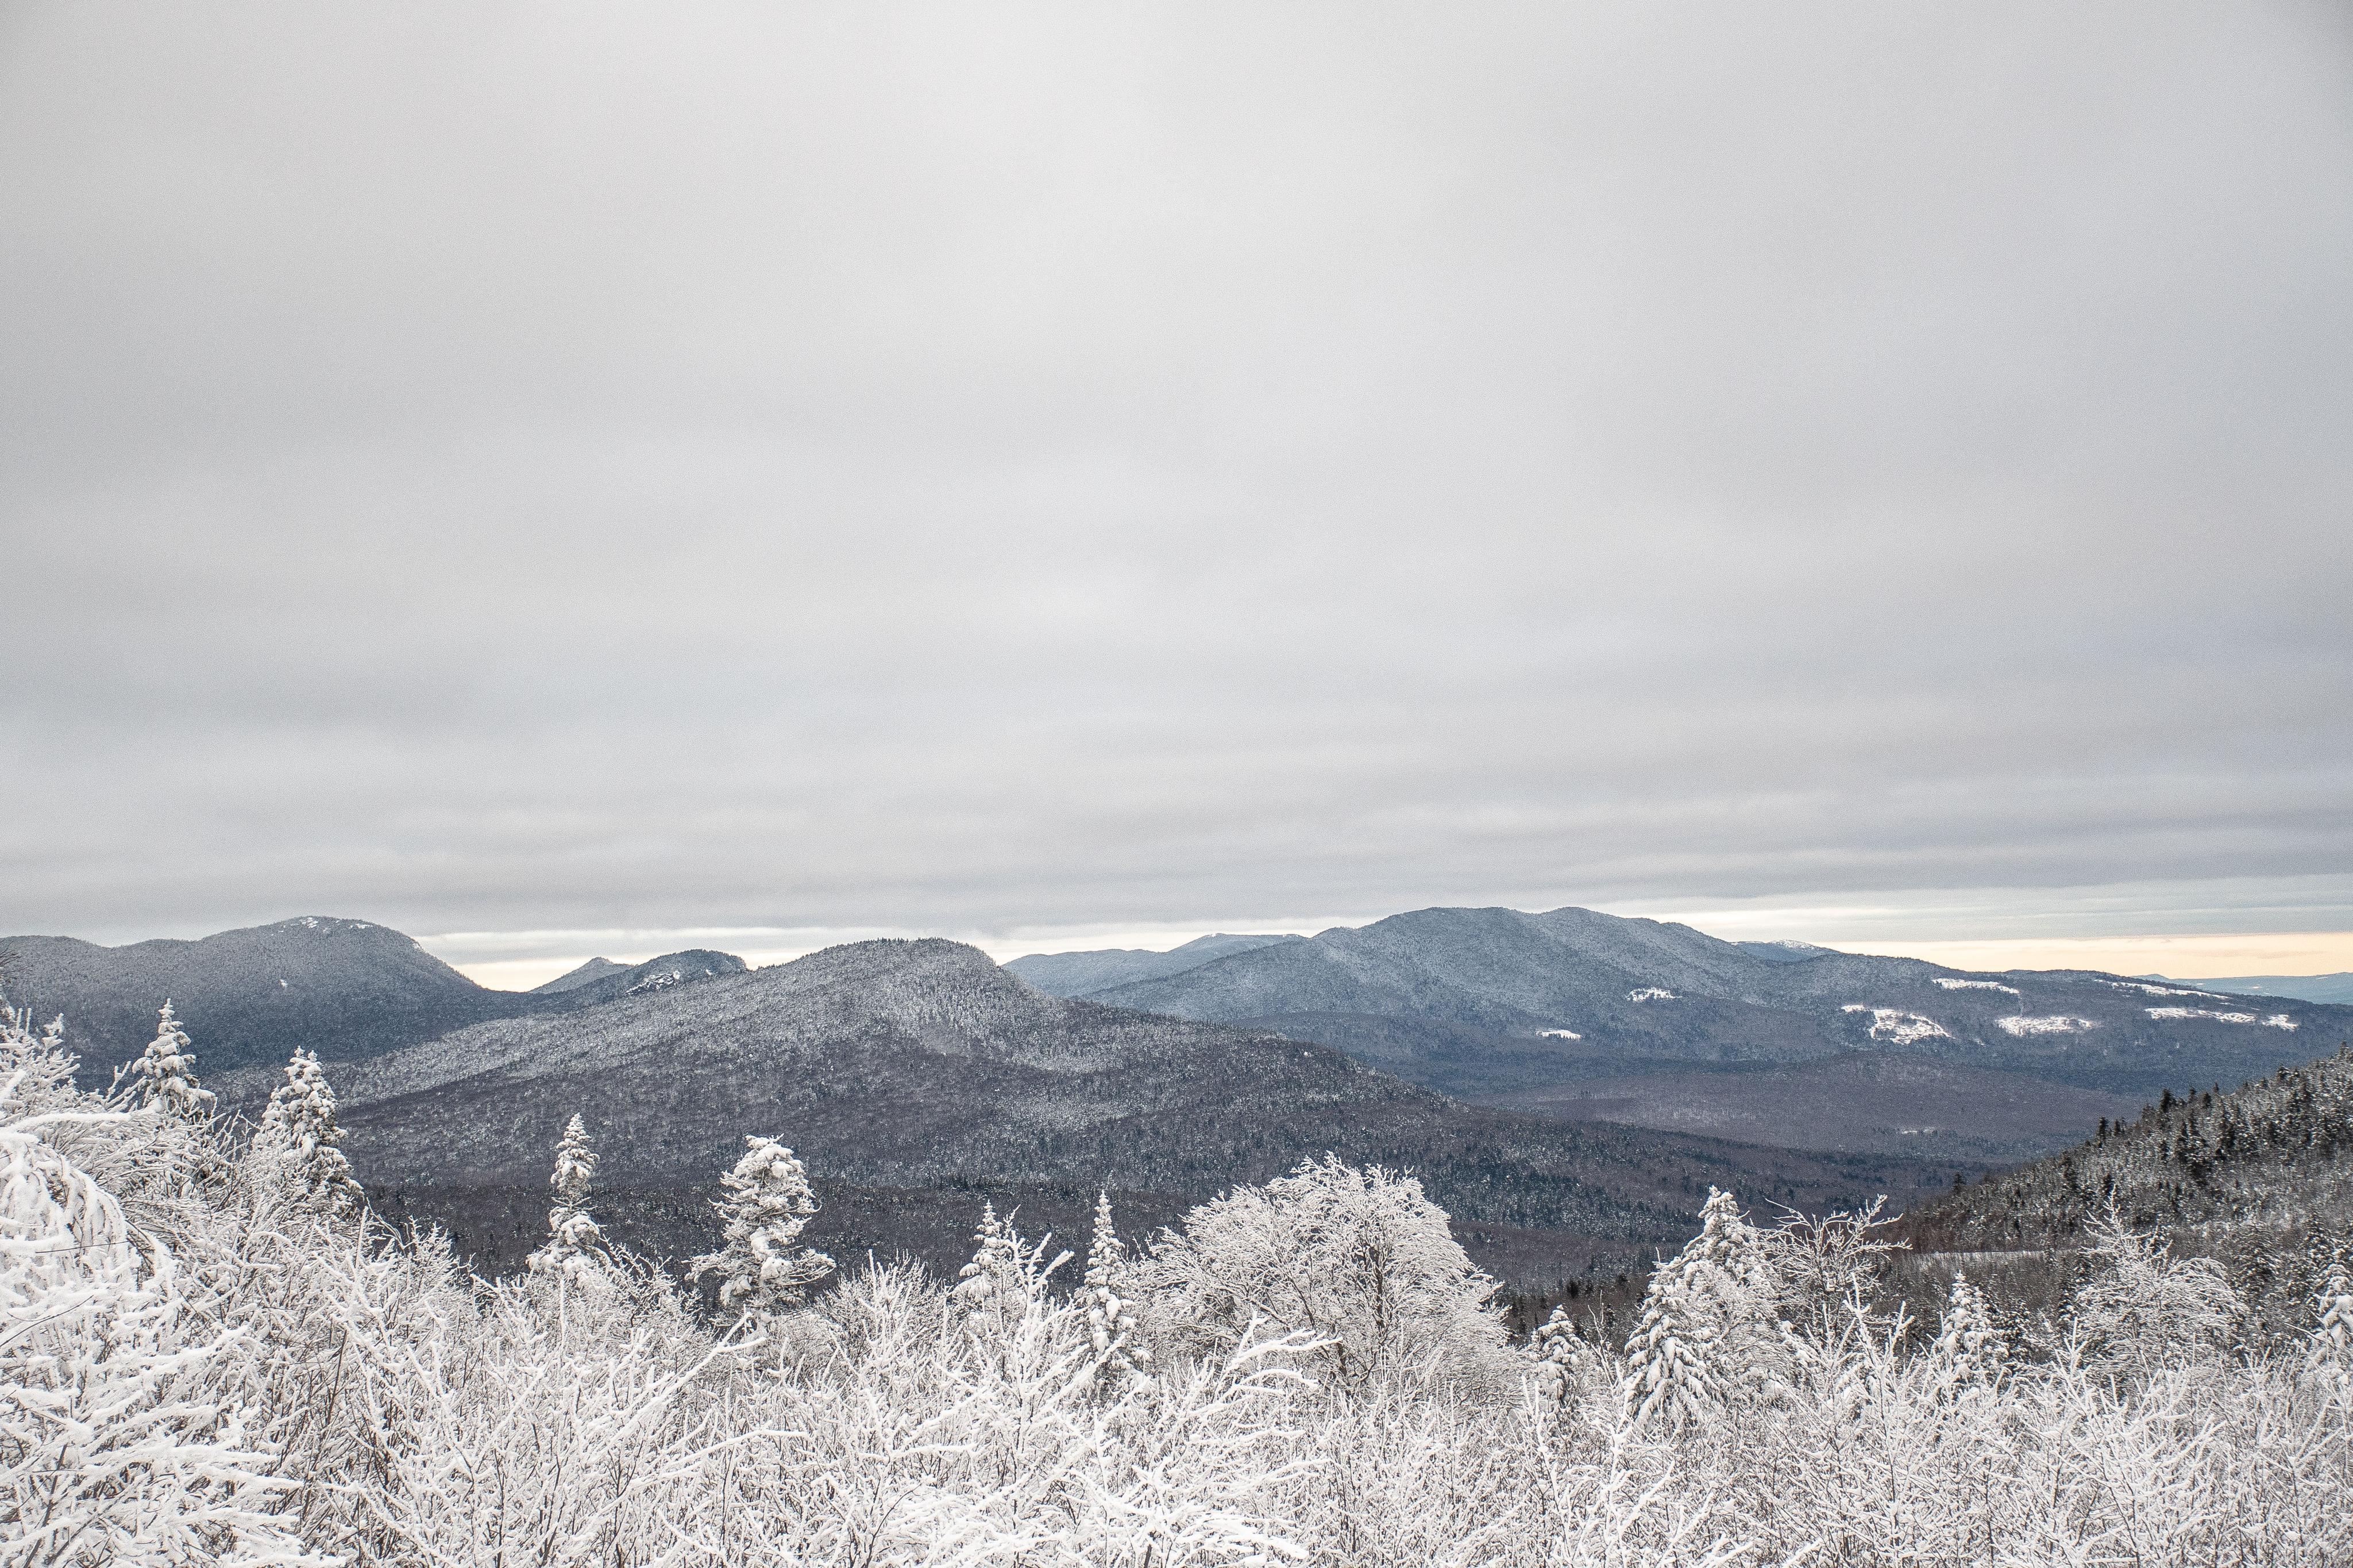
xmin=1931 ymin=1271 xmax=2007 ymax=1385
xmin=257 ymin=1049 xmax=361 ymax=1213
xmin=1621 ymin=1188 xmax=1791 ymax=1431
xmin=688 ymin=1136 xmax=835 ymax=1326
xmin=1529 ymin=1303 xmax=1605 ymax=1409
xmin=527 ymin=1114 xmax=607 ymax=1281
xmin=130 ymin=1002 xmax=215 ymax=1121
xmin=1620 ymin=1257 xmax=1722 ymax=1432
xmin=1077 ymin=1191 xmax=1152 ymax=1396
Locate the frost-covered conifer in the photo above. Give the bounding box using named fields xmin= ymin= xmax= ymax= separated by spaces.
xmin=688 ymin=1136 xmax=835 ymax=1325
xmin=131 ymin=1001 xmax=216 ymax=1121
xmin=1622 ymin=1188 xmax=1790 ymax=1431
xmin=1078 ymin=1191 xmax=1152 ymax=1395
xmin=1530 ymin=1303 xmax=1607 ymax=1409
xmin=527 ymin=1113 xmax=607 ymax=1281
xmin=256 ymin=1048 xmax=361 ymax=1213
xmin=1621 ymin=1256 xmax=1722 ymax=1431
xmin=2308 ymin=1266 xmax=2353 ymax=1388
xmin=1931 ymin=1270 xmax=2008 ymax=1385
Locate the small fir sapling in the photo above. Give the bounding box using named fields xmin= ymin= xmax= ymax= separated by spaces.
xmin=527 ymin=1113 xmax=608 ymax=1281
xmin=130 ymin=1001 xmax=215 ymax=1121
xmin=256 ymin=1047 xmax=362 ymax=1213
xmin=1931 ymin=1270 xmax=2009 ymax=1387
xmin=688 ymin=1136 xmax=836 ymax=1326
xmin=1078 ymin=1191 xmax=1153 ymax=1395
xmin=1529 ymin=1303 xmax=1606 ymax=1408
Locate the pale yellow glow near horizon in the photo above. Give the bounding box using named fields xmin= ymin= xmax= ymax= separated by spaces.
xmin=1834 ymin=931 xmax=2353 ymax=979
xmin=448 ymin=926 xmax=2353 ymax=992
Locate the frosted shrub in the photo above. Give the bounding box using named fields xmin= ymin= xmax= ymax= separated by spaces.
xmin=0 ymin=1070 xmax=319 ymax=1566
xmin=1138 ymin=1154 xmax=1511 ymax=1394
xmin=2073 ymin=1207 xmax=2245 ymax=1382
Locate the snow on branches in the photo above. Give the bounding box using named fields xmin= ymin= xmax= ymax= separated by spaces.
xmin=256 ymin=1048 xmax=362 ymax=1214
xmin=1 ymin=1061 xmax=322 ymax=1563
xmin=130 ymin=1001 xmax=216 ymax=1122
xmin=527 ymin=1113 xmax=608 ymax=1282
xmin=1136 ymin=1154 xmax=1511 ymax=1393
xmin=1621 ymin=1187 xmax=1795 ymax=1431
xmin=687 ymin=1136 xmax=836 ymax=1326
xmin=1079 ymin=1191 xmax=1153 ymax=1397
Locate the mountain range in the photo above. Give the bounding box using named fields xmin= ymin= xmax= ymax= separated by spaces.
xmin=1009 ymin=908 xmax=2353 ymax=1163
xmin=0 ymin=918 xmax=746 ymax=1081
xmin=215 ymin=937 xmax=1948 ymax=1285
xmin=2144 ymin=972 xmax=2353 ymax=1007
xmin=12 ymin=905 xmax=2346 ymax=1284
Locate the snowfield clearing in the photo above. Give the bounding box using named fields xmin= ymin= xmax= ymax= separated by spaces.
xmin=1934 ymin=976 xmax=2021 ymax=995
xmin=2146 ymin=1006 xmax=2298 ymax=1030
xmin=1536 ymin=1026 xmax=1582 ymax=1040
xmin=1841 ymin=1005 xmax=1951 ymax=1045
xmin=1626 ymin=987 xmax=1675 ymax=1002
xmin=1996 ymin=1015 xmax=2101 ymax=1037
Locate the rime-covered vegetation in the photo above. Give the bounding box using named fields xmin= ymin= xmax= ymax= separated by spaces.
xmin=8 ymin=1003 xmax=2353 ymax=1565
xmin=1904 ymin=1044 xmax=2353 ymax=1338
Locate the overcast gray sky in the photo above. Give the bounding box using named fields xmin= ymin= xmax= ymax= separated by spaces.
xmin=4 ymin=3 xmax=2350 ymax=981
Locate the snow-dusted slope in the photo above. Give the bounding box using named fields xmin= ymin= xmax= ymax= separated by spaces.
xmin=1067 ymin=906 xmax=2352 ymax=1100
xmin=1004 ymin=933 xmax=1302 ymax=996
xmin=0 ymin=917 xmax=521 ymax=1077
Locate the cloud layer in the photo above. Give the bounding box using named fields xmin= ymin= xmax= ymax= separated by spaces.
xmin=4 ymin=3 xmax=2348 ymax=949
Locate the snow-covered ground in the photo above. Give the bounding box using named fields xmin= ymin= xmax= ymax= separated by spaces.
xmin=1841 ymin=1004 xmax=1951 ymax=1045
xmin=1935 ymin=976 xmax=2020 ymax=995
xmin=2146 ymin=1005 xmax=2298 ymax=1030
xmin=1996 ymin=1014 xmax=2101 ymax=1037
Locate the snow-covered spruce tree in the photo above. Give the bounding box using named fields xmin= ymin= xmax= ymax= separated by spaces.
xmin=1931 ymin=1270 xmax=2009 ymax=1387
xmin=256 ymin=1047 xmax=362 ymax=1213
xmin=1621 ymin=1187 xmax=1792 ymax=1432
xmin=1078 ymin=1191 xmax=1153 ymax=1396
xmin=1137 ymin=1155 xmax=1509 ymax=1393
xmin=130 ymin=1001 xmax=216 ymax=1121
xmin=527 ymin=1113 xmax=608 ymax=1281
xmin=1529 ymin=1303 xmax=1607 ymax=1410
xmin=688 ymin=1136 xmax=835 ymax=1327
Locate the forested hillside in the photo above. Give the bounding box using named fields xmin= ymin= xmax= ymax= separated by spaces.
xmin=9 ymin=997 xmax=2351 ymax=1566
xmin=1910 ymin=1043 xmax=2353 ymax=1253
